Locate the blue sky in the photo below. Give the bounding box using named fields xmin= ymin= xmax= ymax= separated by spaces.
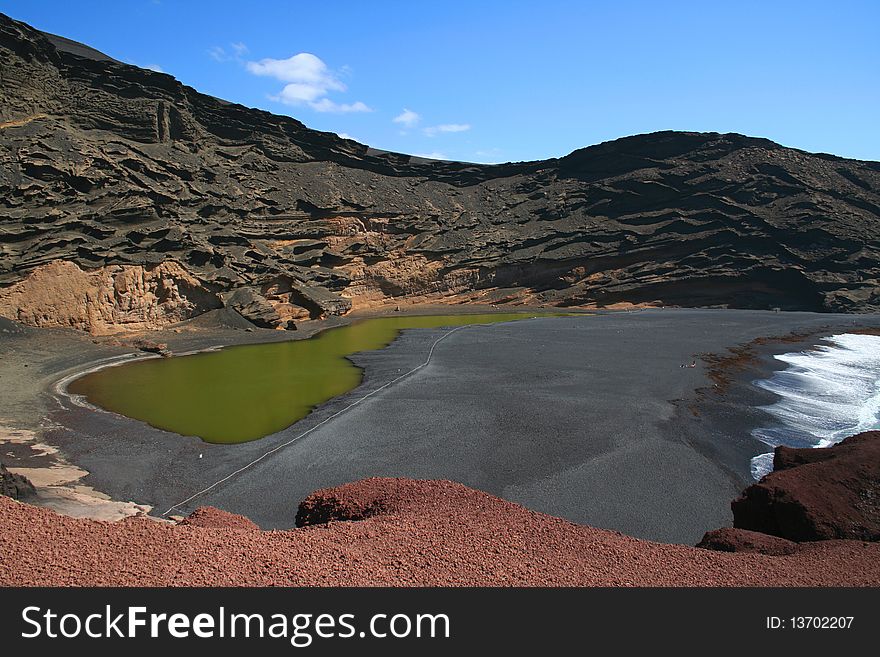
xmin=3 ymin=0 xmax=878 ymax=163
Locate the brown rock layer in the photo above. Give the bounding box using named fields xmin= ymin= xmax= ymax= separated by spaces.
xmin=0 ymin=260 xmax=221 ymax=334
xmin=732 ymin=431 xmax=880 ymax=542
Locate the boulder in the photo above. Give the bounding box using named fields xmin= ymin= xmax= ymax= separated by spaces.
xmin=0 ymin=462 xmax=36 ymax=500
xmin=226 ymin=287 xmax=281 ymax=329
xmin=696 ymin=527 xmax=797 ymax=555
xmin=732 ymin=431 xmax=880 ymax=541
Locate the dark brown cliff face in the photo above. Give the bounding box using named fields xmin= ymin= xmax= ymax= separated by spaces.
xmin=731 ymin=432 xmax=880 ymax=542
xmin=2 ymin=13 xmax=879 ymax=331
xmin=0 ymin=462 xmax=35 ymax=500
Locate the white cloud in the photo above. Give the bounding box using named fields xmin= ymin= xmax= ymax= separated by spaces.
xmin=247 ymin=53 xmax=370 ymax=113
xmin=247 ymin=53 xmax=343 ymax=87
xmin=208 ymin=46 xmax=229 ymax=62
xmin=274 ymin=83 xmax=328 ymax=104
xmin=336 ymin=132 xmax=357 ymax=141
xmin=309 ymin=99 xmax=371 ymax=114
xmin=413 ymin=151 xmax=448 ymax=160
xmin=393 ymin=108 xmax=420 ymax=129
xmin=145 ymin=63 xmax=164 ymax=73
xmin=424 ymin=123 xmax=471 ymax=137
xmin=208 ymin=42 xmax=248 ymax=64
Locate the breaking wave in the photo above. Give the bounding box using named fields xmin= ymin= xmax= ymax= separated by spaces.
xmin=750 ymin=333 xmax=880 ymax=479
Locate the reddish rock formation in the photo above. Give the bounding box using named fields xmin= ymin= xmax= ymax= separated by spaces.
xmin=697 ymin=527 xmax=797 ymax=555
xmin=732 ymin=431 xmax=880 ymax=542
xmin=2 ymin=478 xmax=880 ymax=586
xmin=179 ymin=506 xmax=259 ymax=531
xmin=0 ymin=260 xmax=220 ymax=335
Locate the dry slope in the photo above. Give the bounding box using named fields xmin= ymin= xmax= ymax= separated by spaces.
xmin=1 ymin=13 xmax=879 ymax=333
xmin=2 ymin=477 xmax=879 ymax=586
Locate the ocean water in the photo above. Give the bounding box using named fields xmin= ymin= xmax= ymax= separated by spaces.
xmin=750 ymin=333 xmax=880 ymax=479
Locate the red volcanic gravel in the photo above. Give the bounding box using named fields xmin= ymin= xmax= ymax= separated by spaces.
xmin=696 ymin=527 xmax=798 ymax=556
xmin=1 ymin=478 xmax=879 ymax=586
xmin=177 ymin=506 xmax=260 ymax=531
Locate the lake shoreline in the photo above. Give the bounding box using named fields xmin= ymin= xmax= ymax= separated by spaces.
xmin=2 ymin=307 xmax=880 ymax=543
xmin=0 ymin=303 xmax=584 ymax=517
xmin=64 ymin=311 xmax=576 ymax=444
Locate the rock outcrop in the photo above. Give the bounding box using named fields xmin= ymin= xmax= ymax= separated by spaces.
xmin=225 ymin=287 xmax=282 ymax=329
xmin=0 ymin=462 xmax=35 ymax=500
xmin=731 ymin=431 xmax=880 ymax=542
xmin=696 ymin=527 xmax=797 ymax=555
xmin=2 ymin=12 xmax=879 ymax=332
xmin=0 ymin=260 xmax=220 ymax=334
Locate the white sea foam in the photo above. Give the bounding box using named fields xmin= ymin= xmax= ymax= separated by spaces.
xmin=750 ymin=333 xmax=880 ymax=479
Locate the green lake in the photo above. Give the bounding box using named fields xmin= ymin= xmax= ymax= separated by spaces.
xmin=68 ymin=313 xmax=562 ymax=444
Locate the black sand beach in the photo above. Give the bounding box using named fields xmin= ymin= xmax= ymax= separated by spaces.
xmin=4 ymin=308 xmax=880 ymax=544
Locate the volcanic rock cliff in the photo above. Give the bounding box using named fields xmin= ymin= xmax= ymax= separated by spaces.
xmin=730 ymin=431 xmax=880 ymax=542
xmin=2 ymin=13 xmax=879 ymax=332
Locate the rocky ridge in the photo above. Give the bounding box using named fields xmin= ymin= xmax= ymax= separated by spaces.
xmin=1 ymin=13 xmax=879 ymax=332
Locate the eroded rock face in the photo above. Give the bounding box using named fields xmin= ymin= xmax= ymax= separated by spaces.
xmin=225 ymin=287 xmax=281 ymax=329
xmin=0 ymin=462 xmax=36 ymax=500
xmin=0 ymin=260 xmax=220 ymax=334
xmin=2 ymin=12 xmax=880 ymax=331
xmin=732 ymin=432 xmax=880 ymax=542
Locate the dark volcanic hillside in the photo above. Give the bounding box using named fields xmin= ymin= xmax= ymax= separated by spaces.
xmin=2 ymin=14 xmax=878 ymax=332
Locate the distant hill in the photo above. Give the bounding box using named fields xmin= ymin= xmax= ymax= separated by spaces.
xmin=1 ymin=13 xmax=878 ymax=332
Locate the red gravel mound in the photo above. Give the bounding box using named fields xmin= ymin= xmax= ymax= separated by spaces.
xmin=179 ymin=507 xmax=259 ymax=531
xmin=733 ymin=431 xmax=880 ymax=542
xmin=2 ymin=477 xmax=880 ymax=586
xmin=295 ymin=477 xmax=480 ymax=526
xmin=696 ymin=528 xmax=797 ymax=556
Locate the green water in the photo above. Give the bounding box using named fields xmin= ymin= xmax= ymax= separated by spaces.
xmin=69 ymin=313 xmax=561 ymax=444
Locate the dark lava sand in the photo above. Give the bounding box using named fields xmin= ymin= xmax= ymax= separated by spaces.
xmin=38 ymin=308 xmax=880 ymax=544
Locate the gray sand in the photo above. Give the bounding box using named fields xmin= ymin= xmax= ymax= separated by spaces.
xmin=192 ymin=309 xmax=880 ymax=543
xmin=5 ymin=308 xmax=880 ymax=544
